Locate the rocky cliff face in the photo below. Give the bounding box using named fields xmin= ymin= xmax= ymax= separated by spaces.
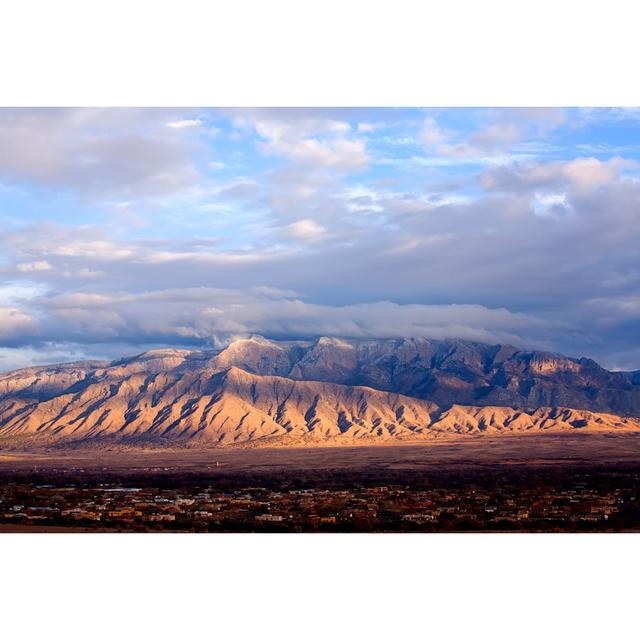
xmin=212 ymin=337 xmax=640 ymax=416
xmin=1 ymin=337 xmax=639 ymax=448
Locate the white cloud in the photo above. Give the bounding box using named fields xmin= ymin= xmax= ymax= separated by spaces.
xmin=420 ymin=117 xmax=449 ymax=146
xmin=0 ymin=306 xmax=36 ymax=337
xmin=0 ymin=282 xmax=48 ymax=303
xmin=470 ymin=121 xmax=522 ymax=151
xmin=281 ymin=219 xmax=327 ymax=242
xmin=234 ymin=111 xmax=368 ymax=172
xmin=62 ymin=268 xmax=104 ymax=279
xmin=419 ymin=109 xmax=567 ymax=162
xmin=165 ymin=118 xmax=202 ymax=129
xmin=480 ymin=156 xmax=637 ymax=193
xmin=259 ymin=135 xmax=368 ymax=171
xmin=563 ymin=157 xmax=634 ymax=190
xmin=16 ymin=260 xmax=52 ymax=273
xmin=53 ymin=240 xmax=135 ymax=260
xmin=532 ymin=192 xmax=571 ymax=217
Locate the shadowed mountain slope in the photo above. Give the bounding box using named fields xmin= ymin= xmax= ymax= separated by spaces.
xmin=1 ymin=337 xmax=639 ymax=447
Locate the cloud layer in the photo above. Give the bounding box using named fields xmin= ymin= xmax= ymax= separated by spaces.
xmin=0 ymin=108 xmax=639 ymax=371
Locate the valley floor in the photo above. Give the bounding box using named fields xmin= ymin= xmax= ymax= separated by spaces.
xmin=2 ymin=433 xmax=640 ymax=533
xmin=2 ymin=431 xmax=640 ymax=473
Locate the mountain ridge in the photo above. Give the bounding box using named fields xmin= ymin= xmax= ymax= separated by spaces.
xmin=1 ymin=337 xmax=639 ymax=448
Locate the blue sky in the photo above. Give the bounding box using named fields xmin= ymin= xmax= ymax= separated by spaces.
xmin=0 ymin=107 xmax=639 ymax=371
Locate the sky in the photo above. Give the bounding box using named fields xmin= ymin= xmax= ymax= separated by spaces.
xmin=0 ymin=107 xmax=639 ymax=372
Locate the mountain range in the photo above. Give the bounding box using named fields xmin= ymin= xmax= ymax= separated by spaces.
xmin=1 ymin=336 xmax=639 ymax=448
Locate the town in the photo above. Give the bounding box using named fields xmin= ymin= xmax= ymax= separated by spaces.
xmin=1 ymin=464 xmax=639 ymax=532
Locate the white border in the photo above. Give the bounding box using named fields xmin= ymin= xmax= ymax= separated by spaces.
xmin=1 ymin=0 xmax=639 ymax=106
xmin=1 ymin=1 xmax=639 ymax=637
xmin=1 ymin=533 xmax=638 ymax=640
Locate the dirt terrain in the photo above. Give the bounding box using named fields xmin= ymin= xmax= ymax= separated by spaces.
xmin=2 ymin=432 xmax=640 ymax=474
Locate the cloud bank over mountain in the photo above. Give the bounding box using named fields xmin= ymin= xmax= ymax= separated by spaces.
xmin=0 ymin=108 xmax=639 ymax=371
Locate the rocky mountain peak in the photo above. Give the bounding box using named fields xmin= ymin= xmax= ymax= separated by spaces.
xmin=1 ymin=338 xmax=639 ymax=449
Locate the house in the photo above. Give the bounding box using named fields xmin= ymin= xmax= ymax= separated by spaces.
xmin=193 ymin=511 xmax=214 ymax=519
xmin=147 ymin=513 xmax=176 ymax=522
xmin=255 ymin=514 xmax=284 ymax=522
